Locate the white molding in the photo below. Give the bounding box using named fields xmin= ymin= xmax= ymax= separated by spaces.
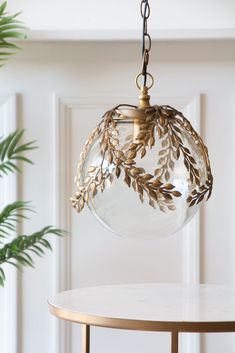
xmin=182 ymin=95 xmax=201 ymax=286
xmin=182 ymin=214 xmax=200 ymax=285
xmin=52 ymin=95 xmax=121 ymax=353
xmin=0 ymin=95 xmax=18 ymax=353
xmin=233 ymin=93 xmax=235 ymax=288
xmin=26 ymin=28 xmax=235 ymax=42
xmin=53 ymin=94 xmax=201 ymax=353
xmin=53 ymin=96 xmax=72 ymax=293
xmin=52 ymin=96 xmax=72 ymax=353
xmin=181 ymin=96 xmax=201 ymax=353
xmin=181 ymin=214 xmax=201 ymax=353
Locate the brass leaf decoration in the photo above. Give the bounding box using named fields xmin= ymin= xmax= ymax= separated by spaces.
xmin=71 ymin=104 xmax=213 ymax=214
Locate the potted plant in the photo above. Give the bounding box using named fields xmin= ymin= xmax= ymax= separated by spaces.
xmin=0 ymin=1 xmax=64 ymax=286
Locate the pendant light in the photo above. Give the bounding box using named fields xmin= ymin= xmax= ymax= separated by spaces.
xmin=71 ymin=0 xmax=213 ymax=239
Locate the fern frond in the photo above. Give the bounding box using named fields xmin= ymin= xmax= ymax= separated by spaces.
xmin=0 ymin=201 xmax=33 ymax=240
xmin=0 ymin=226 xmax=65 ymax=285
xmin=0 ymin=2 xmax=27 ymax=65
xmin=0 ymin=129 xmax=37 ymax=177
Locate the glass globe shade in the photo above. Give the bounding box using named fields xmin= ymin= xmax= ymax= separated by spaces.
xmin=72 ymin=104 xmax=212 ymax=239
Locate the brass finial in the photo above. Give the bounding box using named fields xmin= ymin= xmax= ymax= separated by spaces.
xmin=138 ymin=86 xmax=151 ymax=109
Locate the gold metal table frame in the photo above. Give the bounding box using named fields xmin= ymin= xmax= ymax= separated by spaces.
xmin=48 ymin=283 xmax=235 ymax=353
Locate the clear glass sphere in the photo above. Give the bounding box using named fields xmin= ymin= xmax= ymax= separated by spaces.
xmin=79 ymin=107 xmax=209 ymax=239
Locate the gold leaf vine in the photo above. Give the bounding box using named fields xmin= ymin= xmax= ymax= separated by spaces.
xmin=71 ymin=104 xmax=213 ymax=214
xmin=160 ymin=105 xmax=213 ymax=206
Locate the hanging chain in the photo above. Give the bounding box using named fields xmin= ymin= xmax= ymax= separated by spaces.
xmin=140 ymin=0 xmax=152 ymax=87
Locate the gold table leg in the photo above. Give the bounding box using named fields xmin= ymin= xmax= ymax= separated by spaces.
xmin=82 ymin=324 xmax=90 ymax=353
xmin=171 ymin=331 xmax=179 ymax=353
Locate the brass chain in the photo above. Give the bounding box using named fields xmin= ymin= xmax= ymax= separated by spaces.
xmin=140 ymin=0 xmax=152 ymax=87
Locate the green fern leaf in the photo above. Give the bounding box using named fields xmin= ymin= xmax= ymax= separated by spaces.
xmin=0 ymin=2 xmax=27 ymax=64
xmin=0 ymin=129 xmax=37 ymax=177
xmin=0 ymin=227 xmax=65 ymax=285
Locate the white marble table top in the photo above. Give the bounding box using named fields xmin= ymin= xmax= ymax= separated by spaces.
xmin=49 ymin=283 xmax=235 ymax=332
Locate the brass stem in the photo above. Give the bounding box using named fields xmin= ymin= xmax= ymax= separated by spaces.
xmin=171 ymin=331 xmax=179 ymax=353
xmin=82 ymin=324 xmax=90 ymax=353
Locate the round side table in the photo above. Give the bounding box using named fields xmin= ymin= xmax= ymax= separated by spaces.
xmin=48 ymin=283 xmax=235 ymax=353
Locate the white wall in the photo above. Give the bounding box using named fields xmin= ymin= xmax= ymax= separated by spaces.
xmin=7 ymin=0 xmax=235 ymax=32
xmin=0 ymin=39 xmax=234 ymax=353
